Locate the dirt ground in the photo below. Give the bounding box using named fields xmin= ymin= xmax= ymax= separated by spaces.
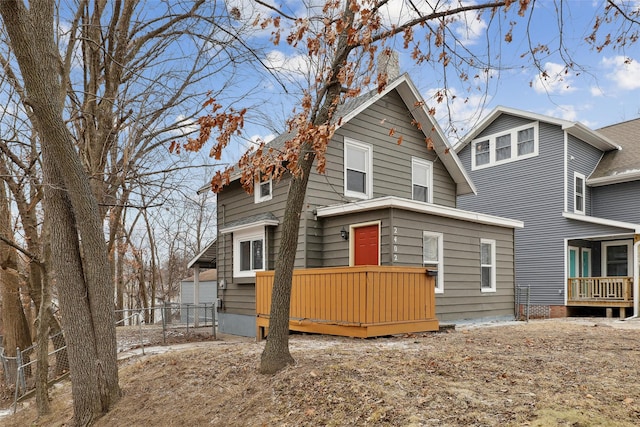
xmin=3 ymin=318 xmax=640 ymax=426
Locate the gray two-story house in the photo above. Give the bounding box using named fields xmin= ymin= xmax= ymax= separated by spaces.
xmin=208 ymin=75 xmax=524 ymax=338
xmin=456 ymin=107 xmax=640 ymax=319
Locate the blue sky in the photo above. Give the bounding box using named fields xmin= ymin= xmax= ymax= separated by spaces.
xmin=220 ymin=0 xmax=640 ymax=156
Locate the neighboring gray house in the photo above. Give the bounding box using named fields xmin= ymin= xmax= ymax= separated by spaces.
xmin=212 ymin=74 xmax=523 ymax=338
xmin=180 ymin=268 xmax=218 ymax=323
xmin=455 ymin=107 xmax=640 ymax=319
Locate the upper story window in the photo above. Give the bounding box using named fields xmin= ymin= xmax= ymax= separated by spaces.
xmin=480 ymin=239 xmax=496 ymax=292
xmin=411 ymin=157 xmax=433 ymax=203
xmin=344 ymin=138 xmax=373 ymax=199
xmin=574 ymin=172 xmax=585 ymax=214
xmin=471 ymin=122 xmax=539 ymax=170
xmin=423 ymin=231 xmax=443 ymax=294
xmin=254 ymin=176 xmax=272 ymax=203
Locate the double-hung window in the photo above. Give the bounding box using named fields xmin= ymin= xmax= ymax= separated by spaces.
xmin=480 ymin=239 xmax=496 ymax=292
xmin=233 ymin=227 xmax=266 ymax=278
xmin=344 ymin=138 xmax=373 ymax=199
xmin=495 ymin=134 xmax=511 ymax=161
xmin=423 ymin=231 xmax=443 ymax=293
xmin=474 ymin=140 xmax=490 ymax=166
xmin=574 ymin=172 xmax=585 ymax=214
xmin=254 ymin=176 xmax=272 ymax=203
xmin=412 ymin=157 xmax=433 ymax=203
xmin=517 ymin=127 xmax=535 ymax=155
xmin=471 ymin=122 xmax=538 ymax=170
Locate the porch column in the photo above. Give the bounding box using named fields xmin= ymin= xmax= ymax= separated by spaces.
xmin=634 ymin=236 xmax=640 ymax=318
xmin=194 ymin=265 xmax=200 ymax=327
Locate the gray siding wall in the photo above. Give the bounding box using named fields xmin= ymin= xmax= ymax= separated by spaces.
xmin=320 ymin=207 xmax=516 ymax=322
xmin=215 ymin=88 xmax=467 ymax=321
xmin=567 ymin=134 xmax=603 ymax=215
xmin=458 ymin=115 xmax=629 ymax=306
xmin=305 ymin=89 xmax=458 ymax=210
xmin=458 ymin=117 xmax=567 ymax=305
xmin=592 ymin=180 xmax=640 ymax=223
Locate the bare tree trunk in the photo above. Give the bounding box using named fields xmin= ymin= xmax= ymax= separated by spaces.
xmin=0 ymin=2 xmax=120 ymax=424
xmin=0 ymin=180 xmax=32 ymax=384
xmin=259 ymin=4 xmax=355 ymax=374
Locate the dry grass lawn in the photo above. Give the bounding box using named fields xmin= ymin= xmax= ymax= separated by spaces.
xmin=2 ymin=318 xmax=640 ymax=426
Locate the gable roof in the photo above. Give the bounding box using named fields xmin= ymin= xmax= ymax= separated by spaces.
xmin=454 ymin=106 xmax=621 ymax=153
xmin=588 ymin=118 xmax=640 ymax=186
xmin=228 ymin=74 xmax=476 ymax=196
xmin=187 ymin=239 xmax=217 ymax=269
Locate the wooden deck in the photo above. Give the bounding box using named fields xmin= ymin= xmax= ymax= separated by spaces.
xmin=567 ymin=276 xmax=633 ymax=316
xmin=256 ymin=266 xmax=439 ymax=340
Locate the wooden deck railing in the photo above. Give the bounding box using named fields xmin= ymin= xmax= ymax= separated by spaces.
xmin=255 ymin=266 xmax=439 ymax=339
xmin=567 ymin=276 xmax=633 ymax=307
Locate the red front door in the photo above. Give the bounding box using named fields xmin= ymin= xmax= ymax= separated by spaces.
xmin=354 ymin=224 xmax=379 ymax=266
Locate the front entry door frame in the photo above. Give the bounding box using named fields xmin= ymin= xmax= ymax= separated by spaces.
xmin=350 ymin=221 xmax=381 ymax=266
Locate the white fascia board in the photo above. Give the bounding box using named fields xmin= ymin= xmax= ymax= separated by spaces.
xmin=316 ymin=196 xmax=524 ymax=229
xmin=219 ymin=219 xmax=279 ymax=235
xmin=562 ymin=211 xmax=640 ymax=233
xmin=393 ymin=78 xmax=476 ymax=195
xmin=587 ymin=170 xmax=640 ymax=187
xmin=562 ymin=122 xmax=621 ymax=151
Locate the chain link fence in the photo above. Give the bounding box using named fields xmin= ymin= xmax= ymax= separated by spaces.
xmin=1 ymin=302 xmax=217 ymax=412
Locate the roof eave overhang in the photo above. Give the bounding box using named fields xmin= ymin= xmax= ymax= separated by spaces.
xmin=219 ymin=218 xmax=279 ymax=234
xmin=316 ymin=196 xmax=523 ymax=229
xmin=562 ymin=211 xmax=640 ymax=233
xmin=587 ymin=171 xmax=640 ymax=187
xmin=562 ymin=123 xmax=621 ymax=151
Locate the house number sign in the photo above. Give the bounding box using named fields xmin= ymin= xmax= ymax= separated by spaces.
xmin=393 ymin=226 xmax=398 ymax=261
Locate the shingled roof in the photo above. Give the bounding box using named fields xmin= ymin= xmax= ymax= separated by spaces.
xmin=589 ymin=118 xmax=640 ymax=186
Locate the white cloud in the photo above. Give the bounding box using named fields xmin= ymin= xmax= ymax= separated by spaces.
xmin=532 ymin=62 xmax=576 ymax=95
xmin=453 ymin=8 xmax=488 ymax=45
xmin=545 ymin=104 xmax=578 ymax=122
xmin=264 ymin=50 xmax=314 ymax=79
xmin=544 ymin=105 xmax=597 ymax=128
xmin=589 ymin=86 xmax=604 ymax=97
xmin=601 ymin=56 xmax=640 ymax=90
xmin=424 ymin=86 xmax=488 ymax=136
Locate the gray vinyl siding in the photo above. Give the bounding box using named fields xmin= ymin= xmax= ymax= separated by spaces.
xmin=592 ymin=180 xmax=640 ymax=223
xmin=458 ymin=117 xmax=566 ymax=305
xmin=458 ymin=115 xmax=633 ymax=306
xmin=305 ymin=89 xmax=457 ymax=211
xmin=319 ymin=207 xmax=516 ymax=322
xmin=567 ymin=134 xmax=603 ymax=215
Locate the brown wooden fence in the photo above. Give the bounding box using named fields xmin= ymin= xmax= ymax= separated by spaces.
xmin=256 ymin=266 xmax=439 ymax=339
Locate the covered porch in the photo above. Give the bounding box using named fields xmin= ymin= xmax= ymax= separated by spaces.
xmin=255 ymin=266 xmax=439 ymax=340
xmin=566 ymin=234 xmax=639 ymax=318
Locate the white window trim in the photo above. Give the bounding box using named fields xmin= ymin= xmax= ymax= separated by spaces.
xmin=254 ymin=177 xmax=272 ymax=203
xmin=568 ymin=246 xmax=579 ymax=278
xmin=601 ymin=240 xmax=633 ymax=277
xmin=480 ymin=239 xmax=496 ymax=293
xmin=411 ymin=157 xmax=433 ymax=203
xmin=344 ymin=138 xmax=373 ymax=199
xmin=423 ymin=231 xmax=444 ymax=294
xmin=232 ymin=225 xmax=266 ymax=278
xmin=574 ymin=172 xmax=585 ymax=215
xmin=471 ymin=122 xmax=539 ymax=171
